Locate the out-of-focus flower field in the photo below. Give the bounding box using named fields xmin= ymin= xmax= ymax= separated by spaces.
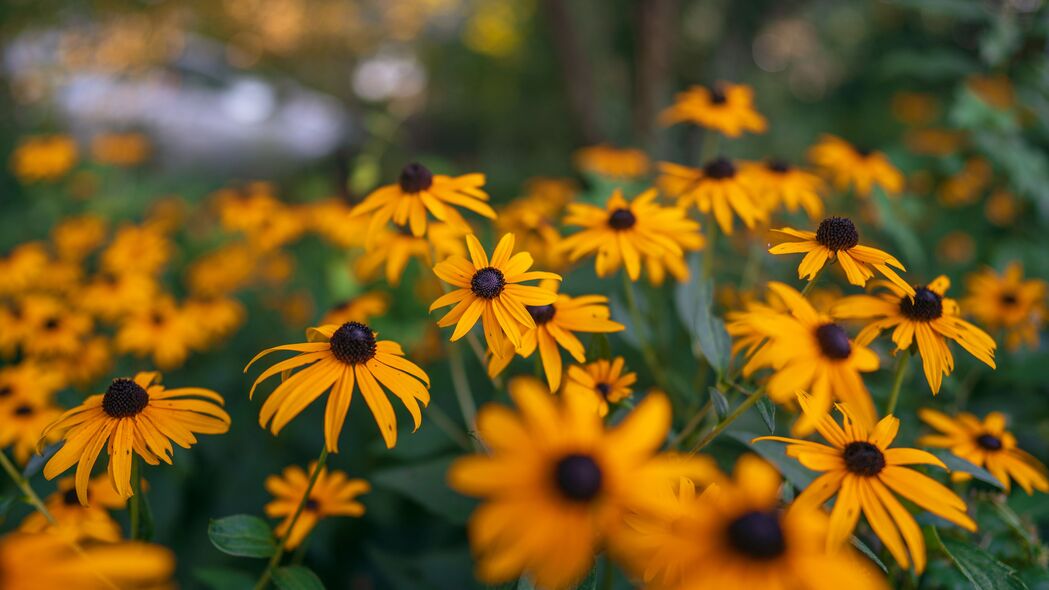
xmin=1 ymin=1 xmax=1048 ymax=589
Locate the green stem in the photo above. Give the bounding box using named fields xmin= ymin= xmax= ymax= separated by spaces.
xmin=668 ymin=399 xmax=713 ymax=449
xmin=689 ymin=388 xmax=765 ymax=453
xmin=424 ymin=402 xmax=472 ymax=451
xmin=599 ymin=553 xmax=615 ymax=590
xmin=702 ymin=216 xmax=718 ymax=280
xmin=885 ymin=352 xmax=910 ymax=416
xmin=254 ymin=446 xmax=330 ymax=590
xmin=621 ymin=271 xmax=672 ymax=395
xmin=130 ymin=456 xmax=142 ymax=540
xmin=448 ymin=342 xmax=481 ymax=450
xmin=0 ymin=450 xmax=54 ymax=524
xmin=800 ymin=266 xmax=824 ymax=297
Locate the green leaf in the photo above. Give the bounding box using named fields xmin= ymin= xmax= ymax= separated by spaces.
xmin=934 ymin=529 xmax=1029 ymax=590
xmin=674 ymin=255 xmax=730 ymax=374
xmin=273 ymin=566 xmax=326 ymax=590
xmin=372 ymin=456 xmax=477 ymax=525
xmin=729 ymin=431 xmax=815 ymax=488
xmin=850 ymin=537 xmax=888 ymax=573
xmin=23 ymin=442 xmax=62 ymax=478
xmin=193 ymin=566 xmax=256 ymax=590
xmin=587 ymin=333 xmax=611 ymax=362
xmin=571 ymin=563 xmax=599 ymax=590
xmin=755 ymin=396 xmax=776 ymax=433
xmin=207 ymin=515 xmax=277 ymax=558
xmin=932 ymin=451 xmax=1005 ymax=490
xmin=709 ymin=387 xmax=730 ymax=421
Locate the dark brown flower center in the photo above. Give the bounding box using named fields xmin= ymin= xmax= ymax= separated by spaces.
xmin=607 ymin=208 xmax=637 ymax=230
xmin=150 ymin=312 xmax=166 ymax=326
xmin=843 ymin=441 xmax=885 ymax=476
xmin=815 ymin=323 xmax=852 ymax=360
xmin=815 ymin=217 xmax=859 ymax=252
xmin=595 ymin=382 xmax=612 ymax=398
xmin=976 ymin=434 xmax=1003 ymax=451
xmin=43 ymin=316 xmax=61 ymax=330
xmin=471 ymin=267 xmax=506 ymax=299
xmin=999 ymin=292 xmax=1018 ymax=306
xmin=304 ymin=498 xmax=320 ymax=511
xmin=854 ymin=146 xmax=873 ymax=158
xmin=709 ymin=87 xmax=727 ymax=104
xmin=703 ymin=157 xmax=736 ymax=180
xmin=526 ymin=304 xmax=556 ymax=325
xmin=553 ymin=453 xmax=603 ymax=502
xmin=63 ymin=487 xmax=81 ymax=506
xmin=399 ymin=162 xmax=433 ymax=193
xmin=726 ymin=510 xmax=786 ymax=560
xmin=102 ymin=378 xmax=150 ymax=418
xmin=899 ymin=287 xmax=943 ymax=322
xmin=329 ymin=321 xmax=377 ymax=365
xmin=767 ymin=159 xmax=791 ymax=173
xmin=0 ymin=385 xmax=12 ymax=398
xmin=13 ymin=404 xmax=34 ymax=416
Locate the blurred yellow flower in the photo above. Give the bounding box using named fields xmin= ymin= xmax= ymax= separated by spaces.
xmin=81 ymin=272 xmax=159 ymax=323
xmin=50 ymin=214 xmax=107 ymax=261
xmin=355 ymin=221 xmax=467 ymax=286
xmin=20 ymin=295 xmax=93 ymax=359
xmin=115 ymin=296 xmax=198 ymax=369
xmin=90 ymin=131 xmax=151 ymax=166
xmin=658 ymin=159 xmax=765 ymax=234
xmin=574 ymin=145 xmax=651 ymax=180
xmin=101 ymin=224 xmax=172 ymax=276
xmin=265 ymin=462 xmax=369 ymax=548
xmin=562 ymin=356 xmax=636 ymax=417
xmin=743 ymin=159 xmax=825 ymax=220
xmin=0 ymin=532 xmax=174 ymax=590
xmin=321 ymin=291 xmax=390 ymax=326
xmin=19 ymin=475 xmax=127 ymax=542
xmin=0 ymin=242 xmax=49 ymax=296
xmin=808 ymin=135 xmax=903 ymax=198
xmin=660 ymin=83 xmax=767 ymax=137
xmin=939 ymin=157 xmax=991 ymax=206
xmin=9 ymin=135 xmax=78 ymax=183
xmin=964 ymin=263 xmax=1045 ymax=351
xmin=0 ymin=396 xmax=61 ymax=464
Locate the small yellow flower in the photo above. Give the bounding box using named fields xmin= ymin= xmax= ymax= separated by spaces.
xmin=90 ymin=132 xmax=151 ymax=167
xmin=101 ymin=224 xmax=172 ymax=276
xmin=355 ymin=221 xmax=467 ymax=286
xmin=659 ymin=83 xmax=767 ymax=137
xmin=658 ymin=159 xmax=765 ymax=235
xmin=573 ymin=145 xmax=650 ymax=180
xmin=19 ymin=475 xmax=127 ymax=542
xmin=743 ymin=159 xmax=825 ymax=221
xmin=9 ymin=135 xmax=78 ymax=183
xmin=808 ymin=135 xmax=903 ymax=197
xmin=50 ymin=214 xmax=107 ymax=261
xmin=0 ymin=532 xmax=174 ymax=590
xmin=115 ymin=297 xmax=198 ymax=370
xmin=562 ymin=356 xmax=636 ymax=417
xmin=964 ymin=263 xmax=1045 ymax=351
xmin=265 ymin=462 xmax=369 ymax=548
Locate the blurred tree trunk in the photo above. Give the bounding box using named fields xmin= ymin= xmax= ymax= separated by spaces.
xmin=541 ymin=0 xmax=604 ymax=145
xmin=633 ymin=0 xmax=677 ymax=151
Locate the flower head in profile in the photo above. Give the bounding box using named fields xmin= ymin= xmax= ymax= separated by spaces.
xmin=756 ymin=399 xmax=977 ymax=573
xmin=658 ymin=159 xmax=765 ymax=235
xmin=659 ymin=83 xmax=767 ymax=137
xmin=355 ymin=221 xmax=467 ymax=286
xmin=833 ymin=276 xmax=996 ymax=394
xmin=487 ymin=280 xmax=624 ymax=390
xmin=351 ymin=162 xmax=494 ymax=238
xmin=559 ymin=188 xmax=703 ymax=281
xmin=918 ymin=408 xmax=1048 ymax=494
xmin=744 ymin=159 xmax=825 ymax=220
xmin=19 ymin=475 xmax=127 ymax=542
xmin=430 ymin=233 xmax=561 ymax=356
xmin=562 ymin=356 xmax=636 ymax=417
xmin=246 ymin=321 xmax=430 ymax=450
xmin=964 ymin=263 xmax=1045 ymax=351
xmin=807 ymin=135 xmax=903 ymax=198
xmin=0 ymin=532 xmax=174 ymax=590
xmin=265 ymin=462 xmax=370 ymax=549
xmin=769 ymin=216 xmax=914 ymax=295
xmin=448 ymin=380 xmax=713 ymax=590
xmin=726 ymin=282 xmax=879 ymax=434
xmin=573 ymin=145 xmax=650 ymax=180
xmin=615 ymin=455 xmax=888 ymax=590
xmin=40 ymin=372 xmax=230 ymax=504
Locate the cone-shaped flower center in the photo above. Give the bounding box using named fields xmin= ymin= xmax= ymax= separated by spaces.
xmin=709 ymin=87 xmax=727 ymax=104
xmin=815 ymin=323 xmax=852 ymax=360
xmin=767 ymin=159 xmax=791 ymax=173
xmin=843 ymin=441 xmax=885 ymax=476
xmin=899 ymin=287 xmax=943 ymax=322
xmin=103 ymin=378 xmax=150 ymax=418
xmin=526 ymin=304 xmax=557 ymax=325
xmin=815 ymin=217 xmax=859 ymax=252
xmin=596 ymin=383 xmax=611 ymax=398
xmin=471 ymin=267 xmax=506 ymax=299
xmin=0 ymin=385 xmax=11 ymax=398
xmin=399 ymin=162 xmax=434 ymax=193
xmin=13 ymin=404 xmax=34 ymax=416
xmin=608 ymin=208 xmax=637 ymax=230
xmin=726 ymin=510 xmax=786 ymax=560
xmin=976 ymin=434 xmax=1003 ymax=451
xmin=330 ymin=321 xmax=377 ymax=365
xmin=553 ymin=453 xmax=603 ymax=502
xmin=703 ymin=157 xmax=736 ymax=180
xmin=999 ymin=292 xmax=1018 ymax=306
xmin=304 ymin=498 xmax=320 ymax=511
xmin=63 ymin=487 xmax=81 ymax=506
xmin=43 ymin=316 xmax=61 ymax=330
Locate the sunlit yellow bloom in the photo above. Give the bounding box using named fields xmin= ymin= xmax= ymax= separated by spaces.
xmin=918 ymin=408 xmax=1049 ymax=494
xmin=808 ymin=135 xmax=903 ymax=198
xmin=573 ymin=145 xmax=650 ymax=180
xmin=964 ymin=263 xmax=1045 ymax=351
xmin=658 ymin=159 xmax=765 ymax=234
xmin=41 ymin=372 xmax=230 ymax=504
xmin=321 ymin=291 xmax=390 ymax=326
xmin=80 ymin=272 xmax=158 ymax=323
xmin=308 ymin=198 xmax=370 ymax=249
xmin=560 ymin=188 xmax=703 ymax=281
xmin=756 ymin=399 xmax=976 ymax=573
xmin=213 ymin=182 xmax=286 ymax=235
xmin=522 ymin=177 xmax=577 ymax=210
xmin=431 ymin=233 xmax=560 ymax=356
xmin=0 ymin=532 xmax=174 ymax=590
xmin=562 ymin=356 xmax=636 ymax=417
xmin=246 ymin=322 xmax=430 ymax=450
xmin=727 ymin=282 xmax=879 ymax=434
xmin=495 ymin=195 xmax=566 ymax=272
xmin=355 ymin=221 xmax=468 ymax=286
xmin=0 ymin=361 xmax=65 ymax=407
xmin=1 ymin=396 xmax=61 ymax=464
xmin=0 ymin=242 xmax=49 ymax=296
xmin=743 ymin=159 xmax=825 ymax=220
xmin=51 ymin=214 xmax=107 ymax=261
xmin=101 ymin=224 xmax=172 ymax=276
xmin=21 ymin=295 xmax=93 ymax=359
xmin=833 ymin=276 xmax=996 ymax=394
xmin=183 ymin=295 xmax=246 ymax=347
xmin=90 ymin=132 xmax=151 ymax=166
xmin=265 ymin=462 xmax=370 ymax=549
xmin=116 ymin=297 xmax=198 ymax=370
xmin=769 ymin=216 xmax=914 ymax=294
xmin=186 ymin=243 xmax=258 ymax=297
xmin=659 ymin=83 xmax=767 ymax=137
xmin=351 ymin=163 xmax=494 ymax=238
xmin=616 ymin=455 xmax=888 ymax=590
xmin=449 ymin=379 xmax=713 ymax=589
xmin=9 ymin=135 xmax=78 ymax=183
xmin=19 ymin=475 xmax=127 ymax=542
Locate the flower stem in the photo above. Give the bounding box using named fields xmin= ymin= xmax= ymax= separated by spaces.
xmin=0 ymin=450 xmax=54 ymax=524
xmin=254 ymin=446 xmax=329 ymax=590
xmin=702 ymin=216 xmax=718 ymax=280
xmin=448 ymin=342 xmax=481 ymax=450
xmin=689 ymin=387 xmax=765 ymax=453
xmin=668 ymin=398 xmax=713 ymax=448
xmin=800 ymin=266 xmax=824 ymax=297
xmin=130 ymin=456 xmax=142 ymax=540
xmin=621 ymin=271 xmax=672 ymax=396
xmin=885 ymin=352 xmax=910 ymax=416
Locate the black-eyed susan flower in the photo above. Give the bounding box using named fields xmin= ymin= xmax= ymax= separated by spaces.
xmin=833 ymin=276 xmax=996 ymax=394
xmin=495 ymin=194 xmax=567 ymax=272
xmin=559 ymin=188 xmax=703 ymax=281
xmin=115 ymin=297 xmax=198 ymax=370
xmin=573 ymin=145 xmax=651 ymax=180
xmin=40 ymin=372 xmax=230 ymax=504
xmin=918 ymin=408 xmax=1049 ymax=494
xmin=615 ymin=455 xmax=888 ymax=590
xmin=9 ymin=134 xmax=78 ymax=183
xmin=0 ymin=361 xmax=65 ymax=407
xmin=56 ymin=336 xmax=113 ymax=389
xmin=351 ymin=163 xmax=494 ymax=238
xmin=448 ymin=379 xmax=713 ymax=590
xmin=1 ymin=397 xmax=61 ymax=464
xmin=321 ymin=291 xmax=390 ymax=326
xmin=487 ymin=280 xmax=624 ymax=390
xmin=0 ymin=532 xmax=174 ymax=589
xmin=0 ymin=299 xmax=31 ymax=356
xmin=657 ymin=159 xmax=765 ymax=235
xmin=561 ymin=356 xmax=636 ymax=417
xmin=355 ymin=221 xmax=467 ymax=286
xmin=307 ymin=198 xmax=370 ymax=249
xmin=726 ymin=282 xmax=879 ymax=434
xmin=100 ymin=224 xmax=172 ymax=276
xmin=0 ymin=243 xmax=48 ymax=296
xmin=51 ymin=214 xmax=107 ymax=262
xmin=807 ymin=135 xmax=903 ymax=198
xmin=265 ymin=462 xmax=370 ymax=548
xmin=430 ymin=233 xmax=561 ymax=356
xmin=80 ymin=272 xmax=159 ymax=323
xmin=744 ymin=159 xmax=825 ymax=220
xmin=182 ymin=295 xmax=245 ymax=347
xmin=756 ymin=399 xmax=977 ymax=573
xmin=246 ymin=321 xmax=430 ymax=450
xmin=19 ymin=475 xmax=126 ymax=542
xmin=769 ymin=216 xmax=914 ymax=295
xmin=659 ymin=83 xmax=767 ymax=137
xmin=185 ymin=243 xmax=259 ymax=297
xmin=964 ymin=263 xmax=1045 ymax=351
xmin=20 ymin=295 xmax=93 ymax=359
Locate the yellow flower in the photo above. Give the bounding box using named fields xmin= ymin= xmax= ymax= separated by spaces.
xmin=495 ymin=195 xmax=567 ymax=272
xmin=615 ymin=455 xmax=888 ymax=590
xmin=659 ymin=83 xmax=767 ymax=137
xmin=985 ymin=188 xmax=1020 ymax=227
xmin=355 ymin=221 xmax=468 ymax=286
xmin=321 ymin=291 xmax=390 ymax=326
xmin=9 ymin=135 xmax=78 ymax=183
xmin=938 ymin=157 xmax=991 ymax=207
xmin=0 ymin=532 xmax=174 ymax=590
xmin=756 ymin=399 xmax=976 ymax=573
xmin=19 ymin=475 xmax=127 ymax=542
xmin=246 ymin=321 xmax=430 ymax=450
xmin=90 ymin=132 xmax=151 ymax=166
xmin=448 ymin=379 xmax=712 ymax=589
xmin=182 ymin=295 xmax=246 ymax=347
xmin=657 ymin=159 xmax=765 ymax=234
xmin=430 ymin=233 xmax=561 ymax=356
xmin=807 ymin=135 xmax=903 ymax=198
xmin=212 ymin=183 xmax=305 ymax=251
xmin=51 ymin=214 xmax=107 ymax=261
xmin=743 ymin=159 xmax=825 ymax=220
xmin=726 ymin=282 xmax=879 ymax=434
xmin=833 ymin=275 xmax=996 ymax=394
xmin=487 ymin=280 xmax=624 ymax=390
xmin=0 ymin=242 xmax=49 ymax=296
xmin=21 ymin=295 xmax=94 ymax=359
xmin=101 ymin=224 xmax=172 ymax=276
xmin=0 ymin=361 xmax=65 ymax=407
xmin=41 ymin=372 xmax=230 ymax=504
xmin=115 ymin=297 xmax=198 ymax=370
xmin=573 ymin=145 xmax=651 ymax=180
xmin=1 ymin=397 xmax=61 ymax=464
xmin=80 ymin=272 xmax=159 ymax=323
xmin=562 ymin=356 xmax=636 ymax=417
xmin=918 ymin=408 xmax=1049 ymax=494
xmin=967 ymin=74 xmax=1015 ymax=110
xmin=186 ymin=243 xmax=258 ymax=297
xmin=559 ymin=188 xmax=703 ymax=281
xmin=56 ymin=336 xmax=113 ymax=390
xmin=351 ymin=163 xmax=495 ymax=238
xmin=265 ymin=462 xmax=370 ymax=549
xmin=964 ymin=263 xmax=1045 ymax=351
xmin=308 ymin=198 xmax=370 ymax=249
xmin=769 ymin=216 xmax=914 ymax=295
